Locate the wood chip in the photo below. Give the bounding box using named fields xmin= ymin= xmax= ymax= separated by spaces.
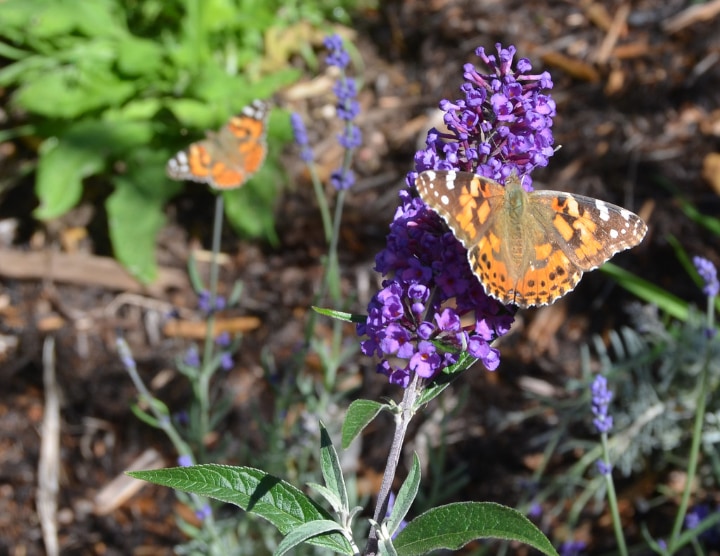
xmin=0 ymin=248 xmax=188 ymax=296
xmin=93 ymin=448 xmax=165 ymax=515
xmin=702 ymin=153 xmax=720 ymax=195
xmin=541 ymin=51 xmax=601 ymax=82
xmin=163 ymin=316 xmax=261 ymax=339
xmin=663 ymin=0 xmax=720 ymax=33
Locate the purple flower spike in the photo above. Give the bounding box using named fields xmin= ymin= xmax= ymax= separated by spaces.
xmin=324 ymin=33 xmax=362 ymax=189
xmin=591 ymin=375 xmax=614 ymax=434
xmin=420 ymin=43 xmax=556 ymax=188
xmin=356 ymin=43 xmax=556 ymax=385
xmin=291 ymin=113 xmax=314 ymax=163
xmin=694 ymin=256 xmax=719 ymax=297
xmin=324 ymin=34 xmax=350 ymax=69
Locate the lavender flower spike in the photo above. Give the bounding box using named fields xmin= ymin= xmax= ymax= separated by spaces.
xmin=324 ymin=33 xmax=362 ymax=189
xmin=693 ymin=256 xmax=719 ymax=298
xmin=591 ymin=374 xmax=614 ymax=434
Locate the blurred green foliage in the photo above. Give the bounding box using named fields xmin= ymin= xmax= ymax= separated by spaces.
xmin=0 ymin=0 xmax=364 ymax=282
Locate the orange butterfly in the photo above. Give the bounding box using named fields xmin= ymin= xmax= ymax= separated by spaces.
xmin=416 ymin=170 xmax=648 ymax=308
xmin=167 ymin=99 xmax=268 ymax=189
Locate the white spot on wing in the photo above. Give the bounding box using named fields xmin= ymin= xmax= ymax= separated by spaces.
xmin=595 ymin=199 xmax=610 ymax=221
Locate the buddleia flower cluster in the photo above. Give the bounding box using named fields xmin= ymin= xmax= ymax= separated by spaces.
xmin=357 ymin=44 xmax=556 ymax=386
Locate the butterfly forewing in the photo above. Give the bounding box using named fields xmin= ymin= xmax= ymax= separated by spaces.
xmin=529 ymin=190 xmax=648 ymax=272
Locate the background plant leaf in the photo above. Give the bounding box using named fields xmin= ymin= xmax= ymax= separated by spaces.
xmin=393 ymin=502 xmax=559 ymax=556
xmin=128 ymin=465 xmax=353 ymax=554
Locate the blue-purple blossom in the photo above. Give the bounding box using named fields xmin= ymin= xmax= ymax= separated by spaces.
xmin=324 ymin=33 xmax=362 ymax=189
xmin=357 ymin=185 xmax=513 ymax=385
xmin=195 ymin=504 xmax=212 ymax=521
xmin=215 ymin=331 xmax=231 ymax=348
xmin=183 ymin=345 xmax=200 ymax=368
xmin=591 ymin=375 xmax=614 ymax=434
xmin=596 ymin=460 xmax=612 ymax=475
xmin=684 ymin=505 xmax=720 ymax=546
xmin=694 ymin=256 xmax=719 ymax=297
xmin=527 ymin=502 xmax=542 ymax=518
xmin=324 ymin=34 xmax=350 ymax=68
xmin=411 ymin=43 xmax=555 ymax=191
xmin=359 ymin=44 xmax=554 ymax=385
xmin=220 ymin=352 xmax=233 ymax=371
xmin=559 ymin=540 xmax=586 ymax=556
xmin=174 ymin=410 xmax=189 ymax=426
xmin=198 ymin=290 xmax=226 ymax=314
xmin=330 ymin=168 xmax=355 ymax=190
xmin=178 ymin=454 xmax=192 ymax=467
xmin=385 ymin=492 xmax=408 ymax=539
xmin=290 ymin=112 xmax=314 ymax=162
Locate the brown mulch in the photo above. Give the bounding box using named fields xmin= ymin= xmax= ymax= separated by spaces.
xmin=2 ymin=0 xmax=720 ymax=554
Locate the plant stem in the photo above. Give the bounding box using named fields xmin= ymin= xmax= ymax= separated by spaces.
xmin=601 ymin=434 xmax=629 ymax=556
xmin=668 ymin=296 xmax=715 ymax=549
xmin=197 ymin=193 xmax=224 ymax=461
xmin=364 ymin=374 xmax=421 ymax=555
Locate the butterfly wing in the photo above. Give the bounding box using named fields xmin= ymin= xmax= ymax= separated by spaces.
xmin=166 ymin=99 xmax=269 ymax=189
xmin=415 ymin=170 xmax=523 ymax=304
xmin=528 ymin=190 xmax=648 ymax=271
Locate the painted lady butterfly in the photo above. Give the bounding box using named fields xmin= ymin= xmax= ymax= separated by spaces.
xmin=167 ymin=99 xmax=269 ymax=189
xmin=416 ymin=170 xmax=648 ymax=308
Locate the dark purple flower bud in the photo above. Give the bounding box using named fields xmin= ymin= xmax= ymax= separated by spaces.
xmin=198 ymin=290 xmax=211 ymax=313
xmin=338 ymin=125 xmax=362 ymax=149
xmin=184 ymin=345 xmax=200 ymax=368
xmin=527 ymin=502 xmax=542 ymax=518
xmin=215 ymin=331 xmax=231 ymax=347
xmin=220 ymin=352 xmax=233 ymax=371
xmin=195 ymin=504 xmax=212 ymax=521
xmin=330 ymin=168 xmax=355 ymax=190
xmin=596 ymin=460 xmax=612 ymax=475
xmin=290 ymin=112 xmax=314 ymax=162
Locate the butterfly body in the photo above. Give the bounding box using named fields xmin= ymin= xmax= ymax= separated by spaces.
xmin=415 ymin=170 xmax=648 ymax=308
xmin=167 ymin=99 xmax=269 ymax=189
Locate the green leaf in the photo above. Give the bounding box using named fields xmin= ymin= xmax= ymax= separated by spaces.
xmin=414 ymin=352 xmax=478 ymax=408
xmin=306 ymin=482 xmax=343 ymax=514
xmin=601 ymin=262 xmax=689 ymax=321
xmin=274 ymin=519 xmax=347 ymax=556
xmin=342 ymin=400 xmax=386 ymax=449
xmin=393 ymin=502 xmax=559 ymax=556
xmin=34 ymin=136 xmax=105 ymax=220
xmin=116 ymin=36 xmax=164 ymax=76
xmin=106 ymin=176 xmax=165 ymax=283
xmin=313 ymin=306 xmax=367 ymax=324
xmin=319 ymin=423 xmax=349 ymax=514
xmin=223 ymin=171 xmax=279 ymax=242
xmin=128 ymin=465 xmax=353 ymax=554
xmin=678 ymin=196 xmax=720 ymax=236
xmin=130 ymin=404 xmax=160 ymax=428
xmin=387 ymin=454 xmax=420 ymax=538
xmin=166 ymin=98 xmax=222 ymax=129
xmin=105 ymin=98 xmax=163 ymax=121
xmin=15 ymin=64 xmax=136 ymax=118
